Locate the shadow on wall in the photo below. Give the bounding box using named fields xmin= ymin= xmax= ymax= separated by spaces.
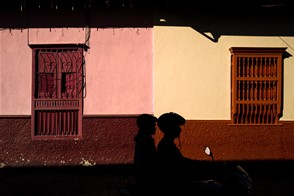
xmin=1 ymin=1 xmax=294 ymax=43
xmin=153 ymin=4 xmax=294 ymax=43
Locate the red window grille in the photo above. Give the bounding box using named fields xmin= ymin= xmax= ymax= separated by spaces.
xmin=31 ymin=46 xmax=85 ymax=139
xmin=230 ymin=47 xmax=286 ymax=125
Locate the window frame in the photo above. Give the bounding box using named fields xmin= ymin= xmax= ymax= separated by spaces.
xmin=230 ymin=47 xmax=287 ymax=125
xmin=31 ymin=44 xmax=86 ymax=139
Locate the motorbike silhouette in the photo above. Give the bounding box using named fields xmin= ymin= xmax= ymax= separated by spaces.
xmin=117 ymin=146 xmax=255 ymax=196
xmin=200 ymin=146 xmax=255 ymax=196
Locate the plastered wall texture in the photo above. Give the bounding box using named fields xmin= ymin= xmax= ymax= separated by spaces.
xmin=1 ymin=117 xmax=294 ymax=167
xmin=168 ymin=120 xmax=294 ymax=161
xmin=0 ymin=117 xmax=137 ymax=167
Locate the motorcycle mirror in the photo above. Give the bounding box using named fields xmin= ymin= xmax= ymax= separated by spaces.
xmin=204 ymin=146 xmax=211 ymax=156
xmin=204 ymin=146 xmax=215 ymax=161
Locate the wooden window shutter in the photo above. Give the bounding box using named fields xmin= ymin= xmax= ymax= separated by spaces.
xmin=230 ymin=47 xmax=286 ymax=125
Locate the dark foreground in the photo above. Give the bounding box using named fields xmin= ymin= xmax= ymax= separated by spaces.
xmin=0 ymin=161 xmax=294 ymax=196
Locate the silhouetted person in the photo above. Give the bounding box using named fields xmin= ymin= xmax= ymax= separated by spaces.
xmin=157 ymin=112 xmax=223 ymax=195
xmin=134 ymin=113 xmax=157 ymax=183
xmin=156 ymin=112 xmax=189 ymax=185
xmin=124 ymin=113 xmax=158 ymax=195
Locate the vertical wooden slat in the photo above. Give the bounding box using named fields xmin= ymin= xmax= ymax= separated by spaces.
xmin=274 ymin=104 xmax=278 ymax=124
xmin=63 ymin=111 xmax=66 ymax=135
xmin=254 ymin=105 xmax=258 ymax=124
xmin=54 ymin=111 xmax=57 ymax=135
xmin=42 ymin=111 xmax=45 ymax=135
xmin=241 ymin=104 xmax=245 ymax=124
xmin=254 ymin=57 xmax=258 ymax=77
xmin=72 ymin=111 xmax=75 ymax=135
xmin=36 ymin=111 xmax=40 ymax=135
xmin=249 ymin=81 xmax=253 ymax=100
xmin=75 ymin=110 xmax=79 ymax=135
xmin=273 ymin=81 xmax=277 ymax=100
xmin=272 ymin=104 xmax=275 ymax=124
xmin=254 ymin=81 xmax=257 ymax=100
xmin=237 ymin=57 xmax=241 ymax=77
xmin=237 ymin=81 xmax=241 ymax=100
xmin=246 ymin=81 xmax=249 ymax=100
xmin=69 ymin=111 xmax=72 ymax=135
xmin=269 ymin=57 xmax=272 ymax=76
xmin=58 ymin=111 xmax=61 ymax=135
xmin=266 ymin=104 xmax=270 ymax=123
xmin=67 ymin=111 xmax=70 ymax=135
xmin=240 ymin=104 xmax=243 ymax=124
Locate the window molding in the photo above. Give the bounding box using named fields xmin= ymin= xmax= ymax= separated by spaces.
xmin=230 ymin=47 xmax=287 ymax=125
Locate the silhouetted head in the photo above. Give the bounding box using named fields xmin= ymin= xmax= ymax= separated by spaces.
xmin=157 ymin=112 xmax=186 ymax=138
xmin=136 ymin=114 xmax=157 ymax=135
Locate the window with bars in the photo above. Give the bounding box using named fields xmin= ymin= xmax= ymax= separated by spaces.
xmin=230 ymin=47 xmax=287 ymax=125
xmin=31 ymin=45 xmax=85 ymax=139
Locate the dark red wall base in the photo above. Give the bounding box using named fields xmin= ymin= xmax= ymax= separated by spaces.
xmin=156 ymin=120 xmax=294 ymax=161
xmin=1 ymin=116 xmax=294 ymax=167
xmin=0 ymin=116 xmax=137 ymax=167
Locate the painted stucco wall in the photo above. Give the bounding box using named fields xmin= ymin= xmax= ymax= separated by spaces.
xmin=84 ymin=27 xmax=153 ymax=115
xmin=28 ymin=28 xmax=86 ymax=44
xmin=0 ymin=36 xmax=2 ymax=113
xmin=153 ymin=26 xmax=294 ymax=120
xmin=0 ymin=29 xmax=32 ymax=115
xmin=151 ymin=12 xmax=294 ymax=163
xmin=0 ymin=27 xmax=153 ymax=115
xmin=0 ymin=116 xmax=138 ymax=167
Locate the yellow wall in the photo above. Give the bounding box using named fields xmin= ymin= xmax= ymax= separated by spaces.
xmin=154 ymin=26 xmax=294 ymax=120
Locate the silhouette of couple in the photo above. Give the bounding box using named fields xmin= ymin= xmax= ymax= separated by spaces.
xmin=132 ymin=112 xmax=222 ymax=195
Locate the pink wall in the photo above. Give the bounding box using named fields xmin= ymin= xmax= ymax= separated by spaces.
xmin=1 ymin=27 xmax=153 ymax=115
xmin=0 ymin=30 xmax=32 ymax=115
xmin=28 ymin=28 xmax=86 ymax=44
xmin=84 ymin=28 xmax=153 ymax=115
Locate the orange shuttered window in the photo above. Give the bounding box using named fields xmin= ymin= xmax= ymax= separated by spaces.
xmin=230 ymin=47 xmax=287 ymax=125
